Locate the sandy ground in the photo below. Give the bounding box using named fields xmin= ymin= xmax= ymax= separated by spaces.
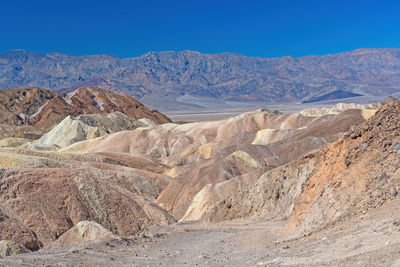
xmin=2 ymin=199 xmax=400 ymax=267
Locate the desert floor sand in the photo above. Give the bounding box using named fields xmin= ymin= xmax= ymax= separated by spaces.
xmin=1 ymin=199 xmax=399 ymax=266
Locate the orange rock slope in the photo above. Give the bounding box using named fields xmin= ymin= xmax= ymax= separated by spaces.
xmin=202 ymin=99 xmax=400 ymax=237
xmin=288 ymin=99 xmax=400 ymax=233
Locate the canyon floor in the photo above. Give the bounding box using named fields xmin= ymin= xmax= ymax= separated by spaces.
xmin=1 ymin=198 xmax=400 ymax=267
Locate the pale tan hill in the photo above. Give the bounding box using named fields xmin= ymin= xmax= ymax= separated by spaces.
xmin=30 ymin=112 xmax=152 ymax=150
xmin=61 ymin=107 xmax=369 ymax=220
xmin=300 ymin=102 xmax=378 ymax=117
xmin=45 ymin=221 xmax=117 ymax=249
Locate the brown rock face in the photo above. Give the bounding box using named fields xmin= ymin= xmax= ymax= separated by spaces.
xmin=0 ymin=149 xmax=175 ymax=249
xmin=0 ymin=87 xmax=171 ymax=132
xmin=0 ymin=205 xmax=42 ymax=250
xmin=63 ymin=87 xmax=171 ymax=124
xmin=0 ymin=87 xmax=58 ymax=127
xmin=28 ymin=95 xmax=80 ymax=130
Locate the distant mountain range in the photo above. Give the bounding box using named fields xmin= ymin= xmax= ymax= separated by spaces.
xmin=1 ymin=48 xmax=400 ymax=110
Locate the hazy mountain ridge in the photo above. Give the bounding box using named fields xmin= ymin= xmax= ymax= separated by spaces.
xmin=1 ymin=48 xmax=400 ymax=109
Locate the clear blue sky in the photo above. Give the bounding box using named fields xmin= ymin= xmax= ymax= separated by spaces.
xmin=1 ymin=0 xmax=399 ymax=58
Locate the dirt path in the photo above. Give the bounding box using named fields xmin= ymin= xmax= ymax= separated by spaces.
xmin=0 ymin=220 xmax=282 ymax=266
xmin=1 ymin=207 xmax=400 ymax=266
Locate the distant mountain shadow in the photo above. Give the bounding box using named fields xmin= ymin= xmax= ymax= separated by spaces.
xmin=303 ymin=90 xmax=363 ymax=103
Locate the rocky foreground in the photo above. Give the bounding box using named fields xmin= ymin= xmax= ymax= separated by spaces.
xmin=0 ymin=92 xmax=400 ymax=266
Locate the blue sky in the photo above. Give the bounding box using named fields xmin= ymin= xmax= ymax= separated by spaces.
xmin=1 ymin=0 xmax=399 ymax=58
